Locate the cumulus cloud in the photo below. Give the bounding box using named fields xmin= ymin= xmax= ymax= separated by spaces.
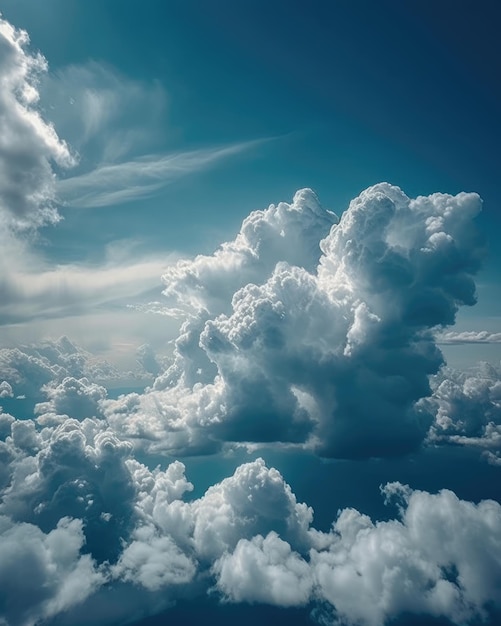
xmin=35 ymin=376 xmax=107 ymax=422
xmin=106 ymin=183 xmax=484 ymax=459
xmin=210 ymin=479 xmax=501 ymax=626
xmin=214 ymin=531 xmax=313 ymax=607
xmin=0 ymin=516 xmax=103 ymax=626
xmin=309 ymin=484 xmax=501 ymax=626
xmin=424 ymin=362 xmax=501 ymax=464
xmin=1 ymin=417 xmax=136 ymax=565
xmin=0 ymin=381 xmax=13 ymax=399
xmin=0 ymin=336 xmax=134 ymax=407
xmin=1 ymin=405 xmax=501 ymax=626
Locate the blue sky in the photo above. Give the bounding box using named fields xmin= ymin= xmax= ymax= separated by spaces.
xmin=1 ymin=2 xmax=501 ymax=626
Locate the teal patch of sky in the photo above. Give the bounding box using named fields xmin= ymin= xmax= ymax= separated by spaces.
xmin=136 ymin=445 xmax=501 ymax=533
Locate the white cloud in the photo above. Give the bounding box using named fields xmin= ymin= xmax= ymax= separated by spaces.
xmin=105 ymin=183 xmax=484 ymax=459
xmin=424 ymin=362 xmax=501 ymax=463
xmin=438 ymin=330 xmax=501 ymax=344
xmin=214 ymin=531 xmax=313 ymax=607
xmin=0 ymin=15 xmax=74 ymax=231
xmin=309 ymin=483 xmax=501 ymax=626
xmin=0 ymin=516 xmax=103 ymax=626
xmin=35 ymin=376 xmax=108 ymax=421
xmin=1 ymin=404 xmax=501 ymax=626
xmin=0 ymin=381 xmax=13 ymax=399
xmin=113 ymin=525 xmax=196 ymax=591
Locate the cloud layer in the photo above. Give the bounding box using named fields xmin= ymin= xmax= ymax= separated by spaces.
xmin=1 ymin=415 xmax=500 ymax=626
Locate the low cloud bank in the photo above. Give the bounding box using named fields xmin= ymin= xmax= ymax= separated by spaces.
xmin=0 ymin=423 xmax=500 ymax=626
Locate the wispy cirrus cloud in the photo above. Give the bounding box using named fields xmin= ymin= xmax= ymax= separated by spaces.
xmin=56 ymin=139 xmax=269 ymax=209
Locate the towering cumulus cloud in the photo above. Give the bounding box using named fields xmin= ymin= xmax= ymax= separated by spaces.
xmin=106 ymin=184 xmax=484 ymax=458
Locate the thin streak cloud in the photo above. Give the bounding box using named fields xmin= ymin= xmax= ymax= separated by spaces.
xmin=57 ymin=139 xmax=271 ymax=209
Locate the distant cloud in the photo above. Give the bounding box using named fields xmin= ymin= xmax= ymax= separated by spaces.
xmin=0 ymin=381 xmax=13 ymax=398
xmin=0 ymin=245 xmax=173 ymax=325
xmin=0 ymin=336 xmax=128 ymax=403
xmin=425 ymin=362 xmax=501 ymax=464
xmin=56 ymin=139 xmax=270 ymax=209
xmin=437 ymin=330 xmax=501 ymax=344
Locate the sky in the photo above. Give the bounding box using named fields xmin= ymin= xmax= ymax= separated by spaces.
xmin=0 ymin=1 xmax=501 ymax=626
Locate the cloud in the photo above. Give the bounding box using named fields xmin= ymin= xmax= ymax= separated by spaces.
xmin=0 ymin=244 xmax=172 ymax=326
xmin=105 ymin=183 xmax=484 ymax=459
xmin=35 ymin=376 xmax=108 ymax=422
xmin=1 ymin=398 xmax=501 ymax=626
xmin=210 ymin=479 xmax=501 ymax=626
xmin=0 ymin=15 xmax=74 ymax=231
xmin=0 ymin=516 xmax=103 ymax=626
xmin=309 ymin=483 xmax=501 ymax=626
xmin=0 ymin=17 xmax=181 ymax=367
xmin=0 ymin=336 xmax=130 ymax=403
xmin=437 ymin=330 xmax=501 ymax=344
xmin=214 ymin=531 xmax=313 ymax=607
xmin=56 ymin=139 xmax=270 ymax=209
xmin=0 ymin=381 xmax=13 ymax=399
xmin=424 ymin=362 xmax=501 ymax=464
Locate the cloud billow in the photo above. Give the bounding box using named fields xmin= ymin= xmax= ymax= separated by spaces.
xmin=106 ymin=183 xmax=484 ymax=459
xmin=1 ymin=436 xmax=500 ymax=626
xmin=424 ymin=361 xmax=501 ymax=464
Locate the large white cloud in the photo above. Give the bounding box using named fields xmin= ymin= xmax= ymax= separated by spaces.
xmin=310 ymin=483 xmax=501 ymax=625
xmin=105 ymin=183 xmax=484 ymax=459
xmin=214 ymin=481 xmax=501 ymax=626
